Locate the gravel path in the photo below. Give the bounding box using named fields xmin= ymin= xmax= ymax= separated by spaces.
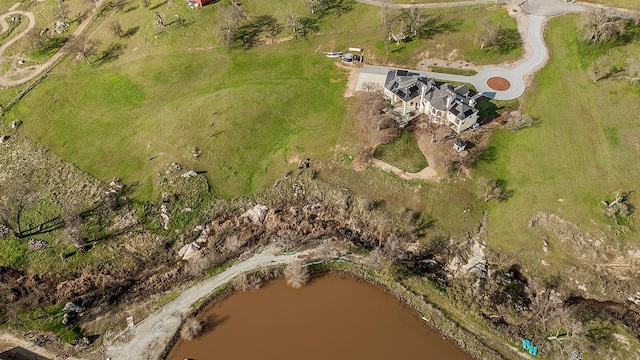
xmin=105 ymin=248 xmax=310 ymax=360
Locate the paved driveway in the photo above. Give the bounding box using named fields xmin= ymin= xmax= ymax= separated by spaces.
xmin=355 ymin=14 xmax=548 ymax=100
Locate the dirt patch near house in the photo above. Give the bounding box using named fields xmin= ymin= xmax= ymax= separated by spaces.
xmin=487 ymin=77 xmax=510 ymax=91
xmin=340 ymin=62 xmax=362 ymax=98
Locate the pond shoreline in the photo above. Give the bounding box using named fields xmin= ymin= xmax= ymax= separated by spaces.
xmin=162 ymin=264 xmax=491 ymax=360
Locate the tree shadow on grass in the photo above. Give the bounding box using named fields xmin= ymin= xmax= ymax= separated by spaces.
xmin=98 ymin=42 xmax=126 ymax=63
xmin=149 ymin=0 xmax=167 ymax=10
xmin=124 ymin=25 xmax=140 ymax=38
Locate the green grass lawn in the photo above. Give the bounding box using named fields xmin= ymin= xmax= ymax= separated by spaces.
xmin=475 ymin=14 xmax=640 ymax=253
xmin=431 ymin=66 xmax=478 ymax=76
xmin=1 ymin=0 xmax=522 ymax=200
xmin=374 ymin=130 xmax=428 ymax=173
xmin=7 ymin=47 xmax=347 ymax=198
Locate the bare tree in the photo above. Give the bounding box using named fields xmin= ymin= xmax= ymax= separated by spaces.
xmin=382 ymin=234 xmax=406 ymax=260
xmin=367 ymin=247 xmax=385 ymax=271
xmin=624 ymin=57 xmax=640 ymax=85
xmin=180 ymin=317 xmax=206 ymax=340
xmin=109 ymin=21 xmax=124 ymax=38
xmin=55 ymin=3 xmax=70 ymax=22
xmin=476 ymin=177 xmax=506 ymax=202
xmin=405 ymin=7 xmax=424 ymax=37
xmin=590 ymin=55 xmax=613 ymax=83
xmin=61 ymin=203 xmax=85 ymax=252
xmin=315 ymin=238 xmax=335 ymax=262
xmin=578 ymin=9 xmax=625 ymax=44
xmin=26 ymin=29 xmax=47 ymax=53
xmin=218 ymin=4 xmax=247 ymax=45
xmin=506 ymin=114 xmax=534 ymax=131
xmin=307 ymin=0 xmax=322 ymax=15
xmin=284 ymin=260 xmax=309 ymax=289
xmin=72 ymin=36 xmax=102 ymax=64
xmin=0 ymin=184 xmax=36 ymax=239
xmin=286 ymin=11 xmax=300 ymax=34
xmin=234 ymin=272 xmax=262 ymax=291
xmin=475 ymin=19 xmax=501 ymax=50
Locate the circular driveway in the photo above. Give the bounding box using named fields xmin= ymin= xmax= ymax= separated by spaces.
xmin=520 ymin=0 xmax=589 ymax=16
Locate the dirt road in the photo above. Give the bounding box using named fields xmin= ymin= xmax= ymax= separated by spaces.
xmin=0 ymin=0 xmax=103 ymax=88
xmin=104 ymin=248 xmax=310 ymax=360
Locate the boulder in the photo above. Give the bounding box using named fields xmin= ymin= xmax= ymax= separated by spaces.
xmin=0 ymin=135 xmax=8 ymax=143
xmin=242 ymin=204 xmax=268 ymax=223
xmin=11 ymin=120 xmax=22 ymax=128
xmin=181 ymin=170 xmax=198 ymax=178
xmin=178 ymin=242 xmax=200 ymax=260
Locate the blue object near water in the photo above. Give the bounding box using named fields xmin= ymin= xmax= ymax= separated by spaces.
xmin=529 ymin=345 xmax=538 ymax=356
xmin=522 ymin=339 xmax=531 ymax=350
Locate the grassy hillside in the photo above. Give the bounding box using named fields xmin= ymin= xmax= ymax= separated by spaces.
xmin=476 ymin=14 xmax=640 ymax=252
xmin=2 ymin=0 xmax=519 ymax=199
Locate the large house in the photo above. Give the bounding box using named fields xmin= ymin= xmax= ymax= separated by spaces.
xmin=383 ymin=69 xmax=479 ymax=133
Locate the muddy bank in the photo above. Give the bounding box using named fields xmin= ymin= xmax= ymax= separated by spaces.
xmin=167 ymin=276 xmax=473 ymax=360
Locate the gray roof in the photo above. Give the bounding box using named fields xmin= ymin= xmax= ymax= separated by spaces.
xmin=384 ymin=69 xmax=429 ymax=102
xmin=384 ymin=69 xmax=478 ymax=120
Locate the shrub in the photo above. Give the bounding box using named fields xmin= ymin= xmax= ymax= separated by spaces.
xmin=284 ymin=260 xmax=309 ymax=289
xmin=180 ymin=317 xmax=206 ymax=341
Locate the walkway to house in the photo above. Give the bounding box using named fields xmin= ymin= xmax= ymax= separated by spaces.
xmin=353 ymin=0 xmax=595 ymax=100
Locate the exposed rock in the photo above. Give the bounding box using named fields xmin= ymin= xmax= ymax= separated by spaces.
xmin=0 ymin=135 xmax=9 ymax=143
xmin=63 ymin=302 xmax=83 ymax=313
xmin=165 ymin=162 xmax=182 ymax=174
xmin=178 ymin=242 xmax=200 ymax=260
xmin=53 ymin=21 xmax=69 ymax=34
xmin=181 ymin=170 xmax=198 ymax=178
xmin=242 ymin=205 xmax=268 ymax=223
xmin=459 ymin=240 xmax=487 ymax=276
xmin=27 ymin=239 xmax=48 ymax=251
xmin=160 ymin=213 xmax=170 ymax=230
xmin=62 ymin=313 xmax=70 ymax=325
xmin=11 ymin=120 xmax=22 ymax=128
xmin=0 ymin=225 xmax=10 ymax=238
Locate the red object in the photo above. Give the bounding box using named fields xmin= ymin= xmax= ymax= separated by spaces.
xmin=195 ymin=0 xmax=215 ymax=6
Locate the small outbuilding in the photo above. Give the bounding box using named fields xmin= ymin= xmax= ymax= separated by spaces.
xmin=453 ymin=139 xmax=467 ymax=152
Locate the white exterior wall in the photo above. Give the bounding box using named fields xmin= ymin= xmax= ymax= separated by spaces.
xmin=446 ymin=112 xmax=478 ymax=133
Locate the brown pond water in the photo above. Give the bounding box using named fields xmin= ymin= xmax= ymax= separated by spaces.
xmin=167 ymin=276 xmax=473 ymax=360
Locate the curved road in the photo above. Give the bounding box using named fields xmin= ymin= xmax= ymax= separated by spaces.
xmin=105 ymin=248 xmax=310 ymax=360
xmin=0 ymin=1 xmax=102 ymax=88
xmin=424 ymin=14 xmax=546 ymax=100
xmin=0 ymin=10 xmax=35 ymax=62
xmin=352 ymin=0 xmax=604 ymax=100
xmin=356 ymin=13 xmax=547 ymax=100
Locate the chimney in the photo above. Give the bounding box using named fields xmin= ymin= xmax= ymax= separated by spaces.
xmin=469 ymin=97 xmax=476 ymax=107
xmin=420 ymin=84 xmax=426 ymax=111
xmin=446 ymin=96 xmax=452 ymax=109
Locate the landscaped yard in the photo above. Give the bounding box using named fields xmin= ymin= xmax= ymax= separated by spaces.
xmin=374 ymin=130 xmax=428 ymax=173
xmin=475 ymin=14 xmax=640 ymax=253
